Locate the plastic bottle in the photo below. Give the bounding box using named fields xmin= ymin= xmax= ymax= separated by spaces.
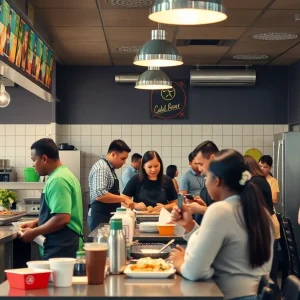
xmin=126 ymin=208 xmax=136 ymax=231
xmin=73 ymin=251 xmax=86 ymax=276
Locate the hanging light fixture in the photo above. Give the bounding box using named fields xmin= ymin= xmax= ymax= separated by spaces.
xmin=0 ymin=77 xmax=10 ymax=108
xmin=134 ymin=27 xmax=183 ymax=67
xmin=149 ymin=0 xmax=227 ymax=25
xmin=135 ymin=67 xmax=172 ymax=90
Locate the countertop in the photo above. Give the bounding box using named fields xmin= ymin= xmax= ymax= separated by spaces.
xmin=0 ymin=274 xmax=224 ymax=299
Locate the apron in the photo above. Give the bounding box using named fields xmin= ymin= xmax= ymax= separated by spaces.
xmin=38 ymin=193 xmax=84 ymax=260
xmin=89 ymin=159 xmax=120 ymax=231
xmin=137 ymin=183 xmax=169 ymax=207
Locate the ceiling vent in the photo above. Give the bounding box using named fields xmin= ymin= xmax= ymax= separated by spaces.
xmin=105 ymin=0 xmax=154 ymax=8
xmin=190 ymin=69 xmax=256 ymax=86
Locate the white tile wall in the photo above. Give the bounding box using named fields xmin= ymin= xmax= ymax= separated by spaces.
xmin=1 ymin=123 xmax=289 ymax=201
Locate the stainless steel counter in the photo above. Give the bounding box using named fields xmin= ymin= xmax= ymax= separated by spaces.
xmin=0 ymin=275 xmax=224 ymax=299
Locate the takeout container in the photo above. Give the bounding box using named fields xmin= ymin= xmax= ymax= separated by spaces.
xmin=26 ymin=260 xmax=52 ymax=282
xmin=5 ymin=268 xmax=51 ymax=290
xmin=157 ymin=224 xmax=175 ymax=236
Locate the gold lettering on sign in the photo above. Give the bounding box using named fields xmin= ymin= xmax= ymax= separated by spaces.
xmin=154 ymin=103 xmax=181 ymax=115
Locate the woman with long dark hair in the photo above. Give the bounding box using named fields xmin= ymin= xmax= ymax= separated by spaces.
xmin=123 ymin=151 xmax=177 ymax=212
xmin=166 ymin=165 xmax=179 ymax=193
xmin=244 ymin=155 xmax=280 ymax=286
xmin=169 ymin=150 xmax=273 ymax=300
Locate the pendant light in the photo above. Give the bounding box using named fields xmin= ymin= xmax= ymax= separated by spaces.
xmin=135 ymin=67 xmax=172 ymax=90
xmin=134 ymin=26 xmax=183 ymax=67
xmin=0 ymin=77 xmax=10 ymax=108
xmin=149 ymin=0 xmax=227 ymax=25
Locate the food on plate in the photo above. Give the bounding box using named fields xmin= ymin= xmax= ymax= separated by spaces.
xmin=147 ymin=206 xmax=154 ymax=213
xmin=130 ymin=257 xmax=171 ymax=272
xmin=0 ymin=210 xmax=21 ymax=216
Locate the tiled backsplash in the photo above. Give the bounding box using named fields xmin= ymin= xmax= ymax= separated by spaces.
xmin=0 ymin=123 xmax=288 ymax=201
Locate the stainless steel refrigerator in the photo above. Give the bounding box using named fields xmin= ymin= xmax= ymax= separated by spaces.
xmin=273 ymin=132 xmax=300 ymax=249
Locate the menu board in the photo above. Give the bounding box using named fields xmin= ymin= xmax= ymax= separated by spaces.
xmin=0 ymin=0 xmax=54 ymax=92
xmin=150 ymin=81 xmax=188 ymax=119
xmin=0 ymin=0 xmax=20 ymax=63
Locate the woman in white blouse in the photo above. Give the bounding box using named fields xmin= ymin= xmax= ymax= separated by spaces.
xmin=169 ymin=150 xmax=274 ymax=300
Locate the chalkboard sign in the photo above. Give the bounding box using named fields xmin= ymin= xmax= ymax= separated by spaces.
xmin=150 ymin=81 xmax=188 ymax=119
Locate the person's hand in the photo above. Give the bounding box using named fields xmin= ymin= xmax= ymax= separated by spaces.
xmin=19 ymin=228 xmax=38 ymax=243
xmin=153 ymin=203 xmax=164 ymax=213
xmin=185 ymin=202 xmax=207 ymax=215
xmin=168 ymin=245 xmax=185 ymax=273
xmin=171 ymin=204 xmax=194 ymax=228
xmin=20 ymin=220 xmax=37 ymax=229
xmin=122 ymin=197 xmax=134 ymax=209
xmin=134 ymin=202 xmax=147 ymax=211
xmin=193 ymin=196 xmax=207 ymax=206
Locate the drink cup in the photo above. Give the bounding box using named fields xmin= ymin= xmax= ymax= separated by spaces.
xmin=49 ymin=258 xmax=76 ymax=287
xmin=84 ymin=243 xmax=108 ymax=284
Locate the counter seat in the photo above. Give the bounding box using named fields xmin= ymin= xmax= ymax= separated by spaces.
xmin=0 ymin=274 xmax=224 ymax=299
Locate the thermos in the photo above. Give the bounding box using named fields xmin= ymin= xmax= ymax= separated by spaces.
xmin=108 ymin=219 xmax=126 ymax=274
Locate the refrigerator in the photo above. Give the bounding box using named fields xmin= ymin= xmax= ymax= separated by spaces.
xmin=273 ymin=132 xmax=300 ymax=250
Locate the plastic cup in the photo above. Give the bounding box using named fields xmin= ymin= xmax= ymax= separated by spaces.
xmin=84 ymin=243 xmax=108 ymax=285
xmin=49 ymin=258 xmax=76 ymax=287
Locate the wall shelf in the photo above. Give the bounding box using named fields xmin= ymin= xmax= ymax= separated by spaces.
xmin=0 ymin=182 xmax=45 ymax=190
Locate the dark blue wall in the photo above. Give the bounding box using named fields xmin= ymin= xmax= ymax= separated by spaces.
xmin=56 ymin=65 xmax=288 ymax=124
xmin=288 ymin=61 xmax=300 ymax=125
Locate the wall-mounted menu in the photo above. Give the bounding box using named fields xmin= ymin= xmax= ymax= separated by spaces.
xmin=0 ymin=0 xmax=54 ymax=92
xmin=150 ymin=81 xmax=188 ymax=119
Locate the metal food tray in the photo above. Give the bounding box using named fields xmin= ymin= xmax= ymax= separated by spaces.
xmin=131 ymin=243 xmax=171 ymax=259
xmin=0 ymin=212 xmax=29 ymax=225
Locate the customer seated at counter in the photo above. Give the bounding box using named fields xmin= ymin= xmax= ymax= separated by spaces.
xmin=122 ymin=151 xmax=177 ymax=213
xmin=169 ymin=149 xmax=273 ymax=300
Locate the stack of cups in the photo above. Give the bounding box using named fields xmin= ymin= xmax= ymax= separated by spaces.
xmin=49 ymin=258 xmax=76 ymax=287
xmin=84 ymin=243 xmax=108 ymax=285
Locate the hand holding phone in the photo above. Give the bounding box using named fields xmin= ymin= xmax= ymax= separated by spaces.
xmin=185 ymin=194 xmax=194 ymax=201
xmin=177 ymin=194 xmax=183 ymax=211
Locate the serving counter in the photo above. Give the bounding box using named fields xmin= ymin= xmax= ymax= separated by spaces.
xmin=0 ymin=274 xmax=224 ymax=299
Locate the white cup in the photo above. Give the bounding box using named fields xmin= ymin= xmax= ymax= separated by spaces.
xmin=49 ymin=258 xmax=76 ymax=287
xmin=26 ymin=261 xmax=53 ymax=282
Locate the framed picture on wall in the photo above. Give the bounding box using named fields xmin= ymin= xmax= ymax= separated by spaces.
xmin=150 ymin=80 xmax=188 ymax=119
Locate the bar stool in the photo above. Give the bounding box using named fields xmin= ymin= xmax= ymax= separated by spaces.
xmin=282 ymin=275 xmax=300 ymax=300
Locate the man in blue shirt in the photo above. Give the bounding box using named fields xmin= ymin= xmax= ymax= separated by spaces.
xmin=121 ymin=153 xmax=142 ymax=191
xmin=179 ymin=152 xmax=205 ymax=196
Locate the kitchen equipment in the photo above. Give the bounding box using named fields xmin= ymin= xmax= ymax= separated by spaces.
xmin=5 ymin=268 xmax=52 ymax=290
xmin=131 ymin=243 xmax=172 ymax=259
xmin=108 ymin=219 xmax=126 ymax=274
xmin=0 ymin=159 xmax=9 ymax=168
xmin=0 ymin=211 xmax=28 ymax=225
xmin=0 ymin=167 xmax=17 ymax=182
xmin=59 ymin=143 xmax=77 ymax=150
xmin=24 ymin=168 xmax=40 ymax=182
xmin=23 ymin=198 xmax=40 ymax=215
xmin=158 ymin=239 xmax=175 ymax=253
xmin=273 ymin=132 xmax=300 ymax=250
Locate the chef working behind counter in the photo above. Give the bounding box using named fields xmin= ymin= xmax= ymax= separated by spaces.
xmin=122 ymin=151 xmax=177 ymax=213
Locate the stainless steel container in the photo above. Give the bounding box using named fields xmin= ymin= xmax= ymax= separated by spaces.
xmin=0 ymin=159 xmax=10 ymax=168
xmin=108 ymin=219 xmax=126 ymax=274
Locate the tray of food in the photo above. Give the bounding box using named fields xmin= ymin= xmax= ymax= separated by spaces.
xmin=134 ymin=206 xmax=160 ymax=215
xmin=0 ymin=211 xmax=29 ymax=225
xmin=124 ymin=257 xmax=175 ymax=279
xmin=131 ymin=243 xmax=172 ymax=259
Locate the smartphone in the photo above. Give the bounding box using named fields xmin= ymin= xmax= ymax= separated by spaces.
xmin=177 ymin=194 xmax=183 ymax=211
xmin=185 ymin=194 xmax=194 ymax=201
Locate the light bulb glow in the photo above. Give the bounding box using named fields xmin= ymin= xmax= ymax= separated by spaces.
xmin=0 ymin=84 xmax=10 ymax=108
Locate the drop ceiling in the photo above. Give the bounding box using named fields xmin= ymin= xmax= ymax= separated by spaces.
xmin=28 ymin=0 xmax=300 ymax=66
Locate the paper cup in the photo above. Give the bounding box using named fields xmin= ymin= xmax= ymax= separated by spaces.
xmin=26 ymin=261 xmax=53 ymax=282
xmin=49 ymin=258 xmax=76 ymax=287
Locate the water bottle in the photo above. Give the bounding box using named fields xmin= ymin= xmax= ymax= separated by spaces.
xmin=108 ymin=219 xmax=126 ymax=274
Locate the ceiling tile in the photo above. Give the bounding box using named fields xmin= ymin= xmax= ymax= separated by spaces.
xmin=57 ymin=41 xmax=109 ymax=55
xmin=270 ymin=0 xmax=300 ymax=9
xmin=219 ymin=59 xmax=268 ymax=65
xmin=99 ymin=0 xmax=154 ymax=9
xmin=46 ymin=27 xmax=105 ymax=42
xmin=102 ymin=9 xmax=153 ymax=26
xmin=269 ymin=43 xmax=300 ymax=65
xmin=255 ymin=10 xmax=300 ymax=27
xmin=111 ymin=53 xmax=136 ymax=65
xmin=223 ymin=0 xmax=270 ymax=9
xmin=63 ymin=53 xmax=112 ymax=65
xmin=177 ymin=26 xmax=246 ymax=40
xmin=106 ymin=27 xmax=175 ymax=42
xmin=35 ymin=9 xmax=101 ymax=26
xmin=30 ymin=0 xmax=97 ymax=8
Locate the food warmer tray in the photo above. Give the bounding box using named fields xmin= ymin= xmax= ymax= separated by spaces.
xmin=0 ymin=212 xmax=29 ymax=225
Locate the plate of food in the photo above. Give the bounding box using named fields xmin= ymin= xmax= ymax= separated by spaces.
xmin=124 ymin=257 xmax=175 ymax=279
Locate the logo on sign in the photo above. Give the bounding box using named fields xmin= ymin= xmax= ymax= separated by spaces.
xmin=26 ymin=275 xmax=35 ymax=285
xmin=161 ymin=88 xmax=176 ymax=101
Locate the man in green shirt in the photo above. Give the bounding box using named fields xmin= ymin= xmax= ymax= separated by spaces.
xmin=20 ymin=138 xmax=83 ymax=259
